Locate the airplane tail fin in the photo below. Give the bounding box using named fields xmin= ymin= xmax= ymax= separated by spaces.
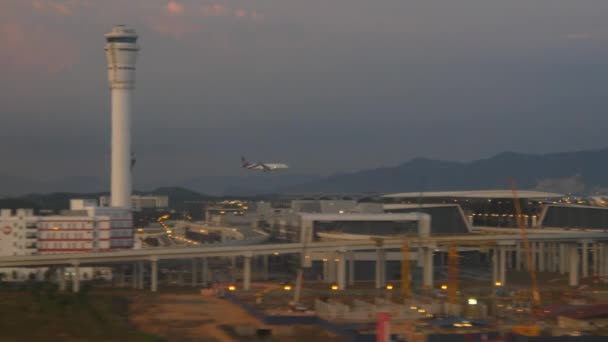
xmin=241 ymin=156 xmax=248 ymax=167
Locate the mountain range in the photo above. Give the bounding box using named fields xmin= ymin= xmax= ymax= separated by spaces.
xmin=279 ymin=148 xmax=608 ymax=194
xmin=2 ymin=148 xmax=608 ymax=198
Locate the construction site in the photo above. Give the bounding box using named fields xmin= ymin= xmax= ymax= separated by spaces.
xmin=123 ymin=187 xmax=608 ymax=341
xmin=3 ymin=187 xmax=608 ymax=341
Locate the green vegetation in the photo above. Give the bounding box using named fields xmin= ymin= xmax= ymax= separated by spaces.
xmin=0 ymin=284 xmax=163 ymax=341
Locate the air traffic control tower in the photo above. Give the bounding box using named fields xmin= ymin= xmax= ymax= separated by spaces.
xmin=105 ymin=25 xmax=139 ymax=208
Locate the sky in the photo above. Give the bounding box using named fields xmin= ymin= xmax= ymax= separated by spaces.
xmin=1 ymin=0 xmax=608 ymax=188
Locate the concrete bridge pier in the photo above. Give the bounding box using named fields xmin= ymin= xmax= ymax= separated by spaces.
xmin=191 ymin=258 xmax=198 ymax=287
xmin=593 ymin=243 xmax=600 ymax=277
xmin=150 ymin=258 xmax=158 ymax=292
xmin=72 ymin=262 xmax=80 ymax=293
xmin=515 ymin=243 xmax=522 ymax=271
xmin=531 ymin=242 xmax=538 ymax=272
xmin=499 ymin=246 xmax=507 ymax=286
xmin=261 ymin=255 xmax=269 ymax=281
xmin=598 ymin=242 xmax=607 ymax=282
xmin=337 ymin=250 xmax=347 ymax=290
xmin=327 ymin=255 xmax=337 ymax=283
xmin=348 ymin=252 xmax=355 ymax=286
xmin=243 ymin=254 xmax=252 ymax=291
xmin=581 ymin=241 xmax=589 ymax=278
xmin=132 ymin=263 xmax=138 ymax=289
xmin=230 ymin=256 xmax=237 ymax=283
xmin=57 ymin=267 xmax=66 ymax=292
xmin=538 ymin=243 xmax=545 ymax=272
xmin=492 ymin=249 xmax=499 ymax=285
xmin=375 ymin=248 xmax=386 ymax=289
xmin=322 ymin=258 xmax=330 ymax=282
xmin=545 ymin=242 xmax=555 ymax=272
xmin=200 ymin=258 xmax=208 ymax=286
xmin=137 ymin=261 xmax=145 ymax=289
xmin=569 ymin=244 xmax=580 ymax=287
xmin=559 ymin=244 xmax=567 ymax=275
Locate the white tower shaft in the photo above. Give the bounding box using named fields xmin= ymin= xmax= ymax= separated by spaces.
xmin=105 ymin=25 xmax=139 ymax=208
xmin=111 ymin=88 xmax=132 ymax=207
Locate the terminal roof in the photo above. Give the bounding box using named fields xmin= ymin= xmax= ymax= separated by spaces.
xmin=383 ymin=190 xmax=564 ymax=199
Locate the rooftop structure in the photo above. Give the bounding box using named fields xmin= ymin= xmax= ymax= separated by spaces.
xmin=383 ymin=190 xmax=564 ymax=199
xmin=383 ymin=190 xmax=566 ymax=228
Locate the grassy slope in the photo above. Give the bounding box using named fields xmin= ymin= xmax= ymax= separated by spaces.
xmin=0 ymin=284 xmax=163 ymax=341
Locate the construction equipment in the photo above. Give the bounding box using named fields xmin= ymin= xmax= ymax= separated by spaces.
xmin=511 ymin=179 xmax=541 ymax=306
xmin=443 ymin=241 xmax=495 ymax=303
xmin=447 ymin=245 xmax=459 ymax=304
xmin=401 ymin=241 xmax=411 ymax=298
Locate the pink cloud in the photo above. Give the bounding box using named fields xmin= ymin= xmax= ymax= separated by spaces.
xmin=199 ymin=3 xmax=265 ymax=21
xmin=201 ymin=3 xmax=227 ymax=17
xmin=249 ymin=10 xmax=264 ymax=22
xmin=145 ymin=1 xmax=266 ymax=39
xmin=234 ymin=8 xmax=248 ymax=18
xmin=166 ymin=1 xmax=184 ymax=15
xmin=0 ymin=21 xmax=79 ymax=73
xmin=31 ymin=0 xmax=88 ymax=16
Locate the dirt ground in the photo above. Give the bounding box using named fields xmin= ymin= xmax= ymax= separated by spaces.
xmin=130 ymin=292 xmax=264 ymax=342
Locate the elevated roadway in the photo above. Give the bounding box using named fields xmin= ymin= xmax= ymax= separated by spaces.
xmin=1 ymin=230 xmax=606 ymax=267
xmin=1 ymin=229 xmax=606 ymax=293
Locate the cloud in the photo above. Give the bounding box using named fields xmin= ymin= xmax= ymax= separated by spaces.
xmin=31 ymin=0 xmax=88 ymax=16
xmin=146 ymin=21 xmax=200 ymax=39
xmin=146 ymin=2 xmax=265 ymax=39
xmin=166 ymin=1 xmax=184 ymax=15
xmin=200 ymin=3 xmax=265 ymax=21
xmin=564 ymin=32 xmax=592 ymax=41
xmin=563 ymin=31 xmax=608 ymax=42
xmin=249 ymin=10 xmax=264 ymax=22
xmin=201 ymin=3 xmax=228 ymax=17
xmin=234 ymin=8 xmax=247 ymax=18
xmin=0 ymin=21 xmax=79 ymax=73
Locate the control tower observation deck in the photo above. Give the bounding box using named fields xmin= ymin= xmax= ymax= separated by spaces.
xmin=104 ymin=25 xmax=139 ymax=208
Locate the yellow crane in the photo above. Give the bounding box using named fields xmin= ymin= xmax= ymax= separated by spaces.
xmin=511 ymin=179 xmax=541 ymax=306
xmin=444 ymin=241 xmax=496 ymax=304
xmin=447 ymin=245 xmax=459 ymax=304
xmin=401 ymin=241 xmax=411 ymax=298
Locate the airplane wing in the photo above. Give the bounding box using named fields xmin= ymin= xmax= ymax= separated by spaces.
xmin=261 ymin=164 xmax=272 ymax=171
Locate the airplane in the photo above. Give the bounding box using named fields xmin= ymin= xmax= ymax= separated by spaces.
xmin=241 ymin=156 xmax=289 ymax=172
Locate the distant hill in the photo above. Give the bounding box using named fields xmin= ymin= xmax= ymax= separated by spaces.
xmin=0 ymin=186 xmax=274 ymax=212
xmin=0 ymin=174 xmax=108 ymax=198
xmin=0 ymin=192 xmax=104 ymax=212
xmin=176 ymin=173 xmax=321 ymax=196
xmin=3 ymin=148 xmax=608 ymax=199
xmin=144 ymin=186 xmax=214 ymax=203
xmin=279 ymin=148 xmax=608 ymax=194
xmin=0 ymin=172 xmax=321 ymax=198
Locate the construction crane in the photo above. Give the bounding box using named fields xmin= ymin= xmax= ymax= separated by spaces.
xmin=443 ymin=241 xmax=496 ymax=304
xmin=401 ymin=241 xmax=411 ymax=298
xmin=511 ymin=179 xmax=541 ymax=306
xmin=447 ymin=245 xmax=459 ymax=304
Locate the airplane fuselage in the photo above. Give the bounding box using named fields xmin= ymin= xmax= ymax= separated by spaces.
xmin=241 ymin=156 xmax=288 ymax=172
xmin=243 ymin=162 xmax=289 ymax=172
